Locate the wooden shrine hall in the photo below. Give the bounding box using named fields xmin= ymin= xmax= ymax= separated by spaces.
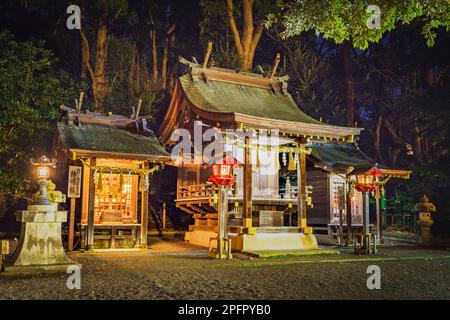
xmin=53 ymin=106 xmax=171 ymax=250
xmin=306 ymin=141 xmax=412 ymax=244
xmin=159 ymin=57 xmax=363 ymax=251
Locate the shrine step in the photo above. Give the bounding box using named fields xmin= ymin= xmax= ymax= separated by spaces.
xmin=189 ymin=225 xmax=218 ymax=232
xmin=193 ymin=213 xmax=218 ymax=219
xmin=255 ymin=227 xmax=302 ymax=233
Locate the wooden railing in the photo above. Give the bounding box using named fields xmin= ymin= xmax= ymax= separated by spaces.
xmin=177 ymin=183 xmax=217 ymax=200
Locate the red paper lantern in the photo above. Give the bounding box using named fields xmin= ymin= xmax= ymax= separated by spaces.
xmin=354 ymin=167 xmax=382 ymax=192
xmin=208 ymin=155 xmax=240 ymax=186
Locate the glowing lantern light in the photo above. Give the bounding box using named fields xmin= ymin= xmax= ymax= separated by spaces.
xmin=30 ymin=155 xmax=57 ymax=205
xmin=354 ymin=167 xmax=382 ymax=193
xmin=208 ymin=155 xmax=240 ymax=186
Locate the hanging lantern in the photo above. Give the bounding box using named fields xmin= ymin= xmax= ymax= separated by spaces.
xmin=354 ymin=167 xmax=382 ymax=192
xmin=208 ymin=155 xmax=240 ymax=186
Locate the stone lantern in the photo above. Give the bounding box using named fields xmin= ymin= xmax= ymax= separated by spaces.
xmin=2 ymin=155 xmax=79 ymax=273
xmin=415 ymin=195 xmax=436 ymax=245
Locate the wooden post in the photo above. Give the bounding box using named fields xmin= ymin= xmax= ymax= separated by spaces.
xmin=375 ymin=191 xmax=382 ymax=244
xmin=243 ymin=136 xmax=252 ymax=229
xmin=162 ymin=202 xmax=167 ymax=230
xmin=338 ymin=197 xmax=344 ymax=246
xmin=346 ymin=184 xmax=353 ymax=245
xmin=363 ymin=191 xmax=370 ymax=235
xmin=218 ymin=185 xmax=228 ymax=259
xmin=68 ymin=197 xmax=76 ymax=252
xmin=297 ymin=152 xmax=307 ymax=230
xmin=87 ymin=157 xmax=97 ymax=251
xmin=140 ymin=162 xmax=149 ymax=247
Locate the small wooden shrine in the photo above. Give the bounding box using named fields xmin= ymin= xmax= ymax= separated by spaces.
xmin=52 ymin=106 xmax=171 ymax=250
xmin=306 ymin=141 xmax=412 ymax=243
xmin=159 ymin=57 xmax=362 ymax=251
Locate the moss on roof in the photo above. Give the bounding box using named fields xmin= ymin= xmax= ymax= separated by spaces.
xmin=57 ymin=123 xmax=170 ymax=158
xmin=179 ymin=74 xmax=323 ymax=124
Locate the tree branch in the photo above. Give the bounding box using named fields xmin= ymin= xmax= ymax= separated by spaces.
xmin=249 ymin=22 xmax=264 ymax=63
xmin=226 ymin=0 xmax=243 ymax=56
xmin=80 ymin=29 xmax=95 ymax=85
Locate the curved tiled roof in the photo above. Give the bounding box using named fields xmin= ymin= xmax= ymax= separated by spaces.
xmin=179 ymin=74 xmax=323 ymax=124
xmin=57 ymin=122 xmax=171 ymax=160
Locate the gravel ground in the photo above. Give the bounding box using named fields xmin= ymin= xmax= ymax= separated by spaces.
xmin=1 ymin=241 xmax=450 ymax=300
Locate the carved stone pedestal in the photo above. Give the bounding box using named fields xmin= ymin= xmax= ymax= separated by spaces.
xmin=2 ymin=204 xmax=79 ymax=273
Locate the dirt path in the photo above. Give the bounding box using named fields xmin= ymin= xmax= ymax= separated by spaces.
xmin=1 ymin=244 xmax=449 ymax=300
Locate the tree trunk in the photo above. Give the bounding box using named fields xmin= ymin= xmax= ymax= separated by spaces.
xmin=168 ymin=32 xmax=176 ymax=95
xmin=81 ymin=34 xmax=88 ymax=80
xmin=375 ymin=115 xmax=383 ymax=162
xmin=415 ymin=126 xmax=423 ymax=161
xmin=150 ymin=29 xmax=158 ymax=85
xmin=93 ymin=19 xmax=110 ymax=113
xmin=341 ymin=41 xmax=355 ymax=127
xmin=128 ymin=43 xmax=136 ymax=97
xmin=161 ymin=37 xmax=168 ymax=90
xmin=161 ymin=24 xmax=176 ymax=90
xmin=226 ymin=0 xmax=263 ymax=72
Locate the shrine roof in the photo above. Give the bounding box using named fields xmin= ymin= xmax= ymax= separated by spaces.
xmin=178 ymin=73 xmax=321 ymax=124
xmin=308 ymin=142 xmax=412 ymax=178
xmin=160 ymin=62 xmax=362 ymax=143
xmin=308 ymin=142 xmax=375 ymax=175
xmin=56 ymin=121 xmax=171 ymax=161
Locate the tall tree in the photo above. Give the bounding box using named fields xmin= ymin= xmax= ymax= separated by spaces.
xmin=0 ymin=32 xmax=75 ymax=192
xmin=226 ymin=0 xmax=264 ymax=71
xmin=268 ymin=0 xmax=450 ymax=126
xmin=80 ymin=0 xmax=127 ymax=112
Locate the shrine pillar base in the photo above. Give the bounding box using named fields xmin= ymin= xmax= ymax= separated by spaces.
xmin=184 ymin=230 xmax=217 ymax=248
xmin=185 ymin=229 xmax=318 ymax=252
xmin=2 ymin=204 xmax=80 ymax=274
xmin=229 ymin=232 xmax=318 ymax=252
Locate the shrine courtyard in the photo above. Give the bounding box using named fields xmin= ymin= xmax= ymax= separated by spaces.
xmin=1 ymin=240 xmax=449 ymax=300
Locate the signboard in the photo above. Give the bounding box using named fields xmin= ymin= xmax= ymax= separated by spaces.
xmin=1 ymin=240 xmax=9 ymax=255
xmin=67 ymin=165 xmax=82 ymax=198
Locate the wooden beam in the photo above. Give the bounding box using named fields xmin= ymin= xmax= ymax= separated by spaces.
xmin=243 ymin=136 xmax=252 ymax=228
xmin=86 ymin=157 xmax=97 ymax=251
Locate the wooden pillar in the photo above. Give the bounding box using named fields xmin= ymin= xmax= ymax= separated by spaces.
xmin=110 ymin=226 xmax=116 ymax=248
xmin=140 ymin=162 xmax=149 ymax=247
xmin=68 ymin=197 xmax=76 ymax=252
xmin=375 ymin=191 xmax=382 ymax=244
xmin=346 ymin=184 xmax=353 ymax=245
xmin=87 ymin=157 xmax=97 ymax=251
xmin=338 ymin=197 xmax=344 ymax=246
xmin=243 ymin=136 xmax=252 ymax=228
xmin=218 ymin=185 xmax=229 ymax=258
xmin=162 ymin=202 xmax=167 ymax=230
xmin=362 ymin=191 xmax=370 ymax=235
xmin=297 ymin=152 xmax=307 ymax=230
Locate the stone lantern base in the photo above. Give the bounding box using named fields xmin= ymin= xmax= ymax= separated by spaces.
xmin=2 ymin=204 xmax=80 ymax=273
